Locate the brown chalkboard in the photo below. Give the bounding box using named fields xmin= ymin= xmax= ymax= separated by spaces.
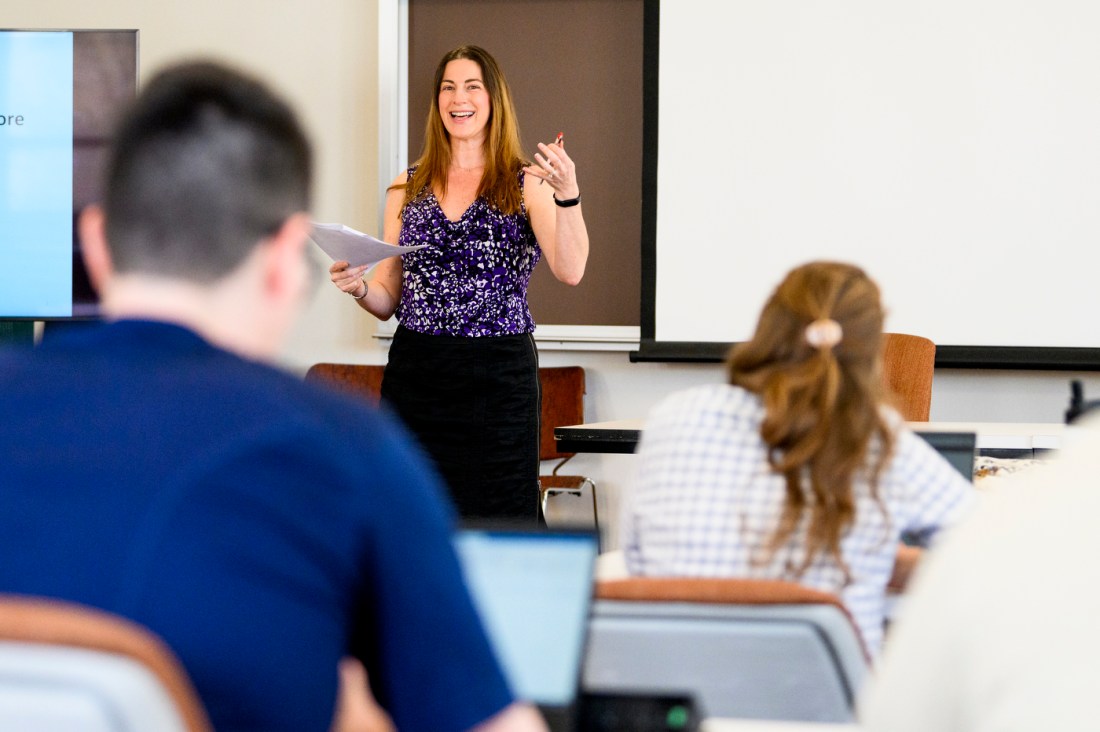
xmin=408 ymin=0 xmax=642 ymax=327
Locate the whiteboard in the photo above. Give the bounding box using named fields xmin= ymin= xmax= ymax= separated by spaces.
xmin=641 ymin=0 xmax=1100 ymax=366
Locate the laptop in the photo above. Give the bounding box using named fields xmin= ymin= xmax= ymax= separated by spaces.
xmin=453 ymin=525 xmax=599 ymax=732
xmin=901 ymin=431 xmax=977 ymax=549
xmin=916 ymin=430 xmax=977 ymax=482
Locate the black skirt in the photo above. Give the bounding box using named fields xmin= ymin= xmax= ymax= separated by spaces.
xmin=380 ymin=325 xmax=540 ymax=521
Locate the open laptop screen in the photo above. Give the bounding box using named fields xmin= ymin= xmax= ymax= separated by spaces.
xmin=916 ymin=431 xmax=977 ymax=482
xmin=454 ymin=528 xmax=598 ymax=708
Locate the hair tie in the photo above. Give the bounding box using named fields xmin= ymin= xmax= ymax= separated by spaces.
xmin=805 ymin=318 xmax=843 ymax=350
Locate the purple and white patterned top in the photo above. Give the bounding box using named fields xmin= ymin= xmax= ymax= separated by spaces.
xmin=395 ymin=169 xmax=541 ymax=337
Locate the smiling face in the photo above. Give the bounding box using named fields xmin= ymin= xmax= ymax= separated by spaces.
xmin=437 ymin=58 xmax=491 ymax=144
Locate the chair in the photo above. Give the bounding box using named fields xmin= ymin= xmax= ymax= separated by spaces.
xmin=539 ymin=367 xmax=599 ymax=537
xmin=582 ymin=578 xmax=870 ymax=723
xmin=881 ymin=332 xmax=936 ymax=422
xmin=304 ymin=363 xmax=386 ymax=407
xmin=0 ymin=595 xmax=212 ymax=731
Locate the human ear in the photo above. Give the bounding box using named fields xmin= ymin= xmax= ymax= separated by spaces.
xmin=78 ymin=205 xmax=114 ymax=295
xmin=263 ymin=212 xmax=311 ymax=300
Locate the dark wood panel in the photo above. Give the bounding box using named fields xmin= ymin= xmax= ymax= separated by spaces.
xmin=409 ymin=0 xmax=642 ymax=326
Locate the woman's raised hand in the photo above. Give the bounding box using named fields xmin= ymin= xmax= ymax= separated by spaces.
xmin=523 ymin=135 xmax=579 ymax=200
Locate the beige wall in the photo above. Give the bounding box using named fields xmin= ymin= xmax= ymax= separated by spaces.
xmin=6 ymin=0 xmax=387 ymax=368
xmin=13 ymin=3 xmax=1100 ymax=549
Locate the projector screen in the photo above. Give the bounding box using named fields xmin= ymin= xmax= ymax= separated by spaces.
xmin=0 ymin=29 xmax=137 ymax=320
xmin=636 ymin=0 xmax=1100 ymax=368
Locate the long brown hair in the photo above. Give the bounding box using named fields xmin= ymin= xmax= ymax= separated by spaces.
xmin=727 ymin=261 xmax=893 ymax=578
xmin=399 ymin=45 xmax=527 ymax=215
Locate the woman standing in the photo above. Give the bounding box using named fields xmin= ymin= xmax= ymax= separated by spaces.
xmin=330 ymin=45 xmax=589 ymax=520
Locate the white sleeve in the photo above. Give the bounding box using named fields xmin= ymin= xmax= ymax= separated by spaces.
xmin=619 ymin=394 xmax=679 ymax=573
xmin=881 ymin=426 xmax=976 ymax=541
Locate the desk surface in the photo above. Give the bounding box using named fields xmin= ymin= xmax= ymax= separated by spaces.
xmin=703 ymin=721 xmax=859 ymax=732
xmin=555 ymin=420 xmax=1064 ymax=454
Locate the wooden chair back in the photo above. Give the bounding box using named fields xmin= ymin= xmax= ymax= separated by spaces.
xmin=585 ymin=577 xmax=870 ymax=722
xmin=304 ymin=363 xmax=386 ymax=407
xmin=881 ymin=332 xmax=936 ymax=421
xmin=0 ymin=595 xmax=212 ymax=731
xmin=539 ymin=366 xmax=586 ymax=462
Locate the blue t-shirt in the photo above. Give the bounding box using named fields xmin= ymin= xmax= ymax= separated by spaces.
xmin=0 ymin=320 xmax=513 ymax=731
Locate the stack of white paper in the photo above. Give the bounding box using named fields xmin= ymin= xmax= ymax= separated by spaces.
xmin=308 ymin=222 xmax=426 ymax=268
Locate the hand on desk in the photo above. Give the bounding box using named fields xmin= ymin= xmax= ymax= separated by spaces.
xmin=887 ymin=543 xmax=922 ymax=593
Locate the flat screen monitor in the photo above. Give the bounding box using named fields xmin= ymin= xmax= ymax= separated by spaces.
xmin=0 ymin=28 xmax=138 ymax=320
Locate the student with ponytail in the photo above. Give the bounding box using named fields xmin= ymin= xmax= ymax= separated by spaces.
xmin=621 ymin=261 xmax=973 ymax=655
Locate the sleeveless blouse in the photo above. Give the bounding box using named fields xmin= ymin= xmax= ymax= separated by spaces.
xmin=395 ymin=168 xmax=541 ymax=337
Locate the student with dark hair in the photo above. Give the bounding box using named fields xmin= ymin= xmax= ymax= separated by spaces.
xmin=0 ymin=61 xmax=545 ymax=732
xmin=329 ymin=45 xmax=590 ymax=521
xmin=621 ymin=261 xmax=974 ymax=655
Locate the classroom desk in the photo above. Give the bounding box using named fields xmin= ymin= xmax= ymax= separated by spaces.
xmin=555 ymin=420 xmax=1064 ymax=458
xmin=703 ymin=721 xmax=859 ymax=732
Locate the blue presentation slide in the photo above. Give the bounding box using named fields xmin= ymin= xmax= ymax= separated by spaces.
xmin=0 ymin=31 xmax=73 ymax=317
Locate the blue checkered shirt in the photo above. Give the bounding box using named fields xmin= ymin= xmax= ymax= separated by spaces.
xmin=621 ymin=383 xmax=974 ymax=655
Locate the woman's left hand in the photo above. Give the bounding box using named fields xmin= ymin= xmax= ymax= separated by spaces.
xmin=523 ymin=138 xmax=579 ymax=200
xmin=523 ymin=135 xmax=588 ymax=286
